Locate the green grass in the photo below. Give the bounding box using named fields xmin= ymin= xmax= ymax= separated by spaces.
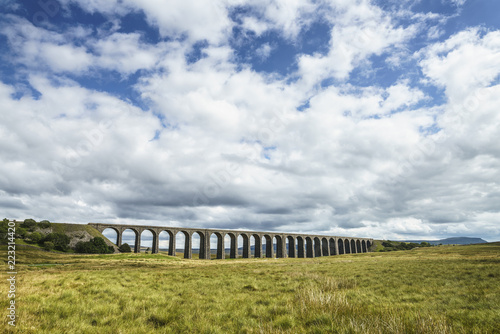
xmin=2 ymin=243 xmax=499 ymax=333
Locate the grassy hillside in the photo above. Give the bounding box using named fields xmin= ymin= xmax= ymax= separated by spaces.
xmin=6 ymin=221 xmax=118 ymax=252
xmin=2 ymin=242 xmax=499 ymax=333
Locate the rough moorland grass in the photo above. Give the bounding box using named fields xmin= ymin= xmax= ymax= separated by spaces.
xmin=1 ymin=243 xmax=499 ymax=333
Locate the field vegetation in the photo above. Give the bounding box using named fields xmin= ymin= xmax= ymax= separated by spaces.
xmin=2 ymin=242 xmax=499 ymax=333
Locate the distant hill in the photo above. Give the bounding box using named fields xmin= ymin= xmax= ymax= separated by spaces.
xmin=402 ymin=237 xmax=487 ymax=245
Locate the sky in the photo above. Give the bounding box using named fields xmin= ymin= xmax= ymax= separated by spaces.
xmin=1 ymin=0 xmax=499 ymax=242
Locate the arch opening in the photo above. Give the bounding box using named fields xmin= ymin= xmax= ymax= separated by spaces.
xmin=122 ymin=229 xmax=139 ymax=253
xmin=286 ymin=236 xmax=295 ymax=258
xmin=314 ymin=237 xmax=321 ymax=257
xmin=306 ymin=237 xmax=314 ymax=258
xmin=329 ymin=238 xmax=337 ymax=255
xmin=297 ymin=237 xmax=305 ymax=258
xmin=338 ymin=239 xmax=344 ymax=255
xmin=252 ymin=234 xmax=261 ymax=258
xmin=344 ymin=239 xmax=351 ymax=254
xmin=102 ymin=228 xmax=120 ymax=246
xmin=237 ymin=235 xmax=244 ymax=257
xmin=321 ymin=238 xmax=329 ymax=256
xmin=274 ymin=235 xmax=283 ymax=258
xmin=226 ymin=233 xmax=237 ymax=259
xmin=210 ymin=233 xmax=224 ymax=259
xmin=192 ymin=232 xmax=202 ymax=259
xmin=159 ymin=230 xmax=172 ymax=254
xmin=175 ymin=231 xmax=188 ymax=258
xmin=263 ymin=235 xmax=273 ymax=258
xmin=140 ymin=229 xmax=154 ymax=253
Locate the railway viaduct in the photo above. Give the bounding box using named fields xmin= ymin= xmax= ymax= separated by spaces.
xmin=89 ymin=223 xmax=374 ymax=259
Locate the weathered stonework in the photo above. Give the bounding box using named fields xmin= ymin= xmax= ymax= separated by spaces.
xmin=89 ymin=223 xmax=374 ymax=259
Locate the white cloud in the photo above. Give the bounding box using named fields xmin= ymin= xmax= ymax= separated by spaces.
xmin=419 ymin=29 xmax=500 ymax=102
xmin=255 ymin=43 xmax=273 ymax=60
xmin=1 ymin=0 xmax=499 ymax=243
xmin=297 ymin=0 xmax=417 ymax=87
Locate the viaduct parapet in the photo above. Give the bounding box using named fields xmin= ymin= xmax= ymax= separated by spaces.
xmin=89 ymin=223 xmax=374 ymax=259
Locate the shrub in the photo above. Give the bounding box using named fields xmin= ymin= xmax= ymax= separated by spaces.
xmin=15 ymin=227 xmax=28 ymax=238
xmin=28 ymin=232 xmax=43 ymax=244
xmin=75 ymin=237 xmax=114 ymax=254
xmin=119 ymin=243 xmax=132 ymax=253
xmin=21 ymin=219 xmax=37 ymax=231
xmin=43 ymin=241 xmax=54 ymax=251
xmin=42 ymin=233 xmax=70 ymax=252
xmin=0 ymin=220 xmax=9 ymax=244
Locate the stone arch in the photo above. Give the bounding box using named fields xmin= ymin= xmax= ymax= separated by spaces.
xmin=102 ymin=227 xmax=120 ymax=246
xmin=305 ymin=237 xmax=314 ymax=258
xmin=140 ymin=229 xmax=157 ymax=253
xmin=351 ymin=239 xmax=356 ymax=254
xmin=122 ymin=228 xmax=140 ymax=253
xmin=263 ymin=235 xmax=273 ymax=258
xmin=176 ymin=230 xmax=191 ymax=258
xmin=314 ymin=237 xmax=321 ymax=257
xmin=362 ymin=240 xmax=367 ymax=253
xmin=367 ymin=240 xmax=372 ymax=251
xmin=241 ymin=234 xmax=250 ymax=258
xmin=356 ymin=239 xmax=362 ymax=253
xmin=329 ymin=238 xmax=337 ymax=255
xmin=159 ymin=230 xmax=175 ymax=255
xmin=344 ymin=239 xmax=351 ymax=254
xmin=321 ymin=237 xmax=329 ymax=256
xmin=274 ymin=235 xmax=283 ymax=258
xmin=338 ymin=238 xmax=344 ymax=255
xmin=297 ymin=236 xmax=305 ymax=258
xmin=252 ymin=234 xmax=262 ymax=258
xmin=226 ymin=232 xmax=238 ymax=259
xmin=210 ymin=232 xmax=225 ymax=259
xmin=192 ymin=231 xmax=206 ymax=259
xmin=237 ymin=234 xmax=244 ymax=257
xmin=286 ymin=236 xmax=296 ymax=258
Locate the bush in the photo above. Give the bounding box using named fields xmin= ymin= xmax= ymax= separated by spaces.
xmin=43 ymin=241 xmax=55 ymax=251
xmin=0 ymin=220 xmax=9 ymax=244
xmin=75 ymin=237 xmax=114 ymax=254
xmin=42 ymin=233 xmax=70 ymax=252
xmin=119 ymin=243 xmax=132 ymax=253
xmin=38 ymin=220 xmax=51 ymax=229
xmin=15 ymin=227 xmax=27 ymax=238
xmin=28 ymin=232 xmax=43 ymax=244
xmin=21 ymin=219 xmax=37 ymax=231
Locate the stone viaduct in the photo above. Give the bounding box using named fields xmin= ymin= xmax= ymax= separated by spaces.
xmin=89 ymin=223 xmax=374 ymax=259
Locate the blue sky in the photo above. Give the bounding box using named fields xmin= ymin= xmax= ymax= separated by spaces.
xmin=1 ymin=0 xmax=500 ymax=242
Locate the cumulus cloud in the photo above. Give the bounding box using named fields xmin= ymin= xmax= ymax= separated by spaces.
xmin=0 ymin=0 xmax=499 ymax=242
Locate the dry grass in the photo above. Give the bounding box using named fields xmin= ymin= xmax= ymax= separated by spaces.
xmin=1 ymin=243 xmax=499 ymax=333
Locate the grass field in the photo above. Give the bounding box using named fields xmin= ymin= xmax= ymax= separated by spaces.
xmin=2 ymin=243 xmax=499 ymax=333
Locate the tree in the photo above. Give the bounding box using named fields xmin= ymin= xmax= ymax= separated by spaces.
xmin=38 ymin=220 xmax=51 ymax=229
xmin=43 ymin=233 xmax=70 ymax=252
xmin=75 ymin=237 xmax=114 ymax=254
xmin=44 ymin=241 xmax=54 ymax=251
xmin=119 ymin=243 xmax=132 ymax=253
xmin=21 ymin=219 xmax=37 ymax=231
xmin=28 ymin=232 xmax=43 ymax=244
xmin=15 ymin=227 xmax=27 ymax=238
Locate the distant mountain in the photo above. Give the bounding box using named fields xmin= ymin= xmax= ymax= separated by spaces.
xmin=402 ymin=237 xmax=487 ymax=245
